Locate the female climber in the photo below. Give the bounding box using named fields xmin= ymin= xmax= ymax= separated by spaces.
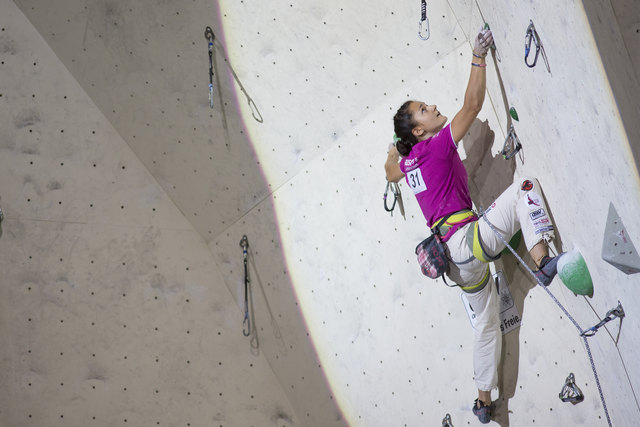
xmin=384 ymin=28 xmax=563 ymax=424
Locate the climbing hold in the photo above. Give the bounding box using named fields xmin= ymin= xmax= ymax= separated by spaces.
xmin=557 ymin=249 xmax=593 ymax=297
xmin=559 ymin=373 xmax=584 ymax=404
xmin=601 ymin=202 xmax=640 ymax=274
xmin=441 ymin=413 xmax=454 ymax=427
xmin=509 ymin=107 xmax=519 ymax=121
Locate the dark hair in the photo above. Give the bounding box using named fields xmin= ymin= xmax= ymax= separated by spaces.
xmin=393 ymin=101 xmax=419 ymax=156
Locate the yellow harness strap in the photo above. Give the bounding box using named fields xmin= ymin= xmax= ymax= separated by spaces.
xmin=460 ymin=265 xmax=491 ymax=293
xmin=433 ymin=210 xmax=476 ymax=237
xmin=467 ymin=221 xmax=501 ymax=263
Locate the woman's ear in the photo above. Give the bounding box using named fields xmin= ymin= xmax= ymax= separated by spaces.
xmin=412 ymin=126 xmax=424 ymax=139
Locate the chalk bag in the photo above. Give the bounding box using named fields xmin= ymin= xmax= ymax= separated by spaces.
xmin=415 ymin=234 xmax=449 ymax=279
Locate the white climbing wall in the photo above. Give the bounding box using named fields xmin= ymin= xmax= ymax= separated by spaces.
xmin=1 ymin=0 xmax=639 ymax=426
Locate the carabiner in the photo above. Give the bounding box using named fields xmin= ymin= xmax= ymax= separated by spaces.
xmin=501 ymin=124 xmax=522 ymax=160
xmin=243 ymin=311 xmax=251 ymax=337
xmin=524 ymin=20 xmax=550 ymax=72
xmin=419 ymin=0 xmax=430 ymax=40
xmin=524 ymin=21 xmax=539 ymax=68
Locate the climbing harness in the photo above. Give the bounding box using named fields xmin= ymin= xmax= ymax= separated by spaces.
xmin=418 ymin=0 xmax=430 ymax=40
xmin=441 ymin=413 xmax=454 ymax=427
xmin=240 ymin=235 xmax=251 ymax=337
xmin=580 ymin=302 xmax=625 ymax=337
xmin=559 ymin=373 xmax=585 ymax=403
xmin=205 ymin=26 xmax=215 ymax=109
xmin=383 ymin=181 xmax=405 ymax=219
xmin=479 ymin=211 xmax=612 ymax=426
xmin=500 ymin=123 xmax=522 ymax=160
xmin=525 ymin=20 xmax=550 ymax=72
xmin=204 ymin=26 xmax=263 ymax=123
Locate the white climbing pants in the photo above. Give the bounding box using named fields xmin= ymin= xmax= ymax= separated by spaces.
xmin=444 ymin=177 xmax=555 ymax=391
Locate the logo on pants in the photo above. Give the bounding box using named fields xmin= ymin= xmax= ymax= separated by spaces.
xmin=530 ymin=208 xmax=545 ymax=220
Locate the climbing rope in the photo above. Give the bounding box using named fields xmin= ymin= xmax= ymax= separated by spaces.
xmin=418 ymin=0 xmax=430 ymax=40
xmin=480 ymin=212 xmax=613 ymax=426
xmin=240 ymin=235 xmax=251 ymax=337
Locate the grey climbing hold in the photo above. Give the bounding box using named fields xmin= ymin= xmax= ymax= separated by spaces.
xmin=441 ymin=413 xmax=454 ymax=427
xmin=601 ymin=202 xmax=640 ymax=274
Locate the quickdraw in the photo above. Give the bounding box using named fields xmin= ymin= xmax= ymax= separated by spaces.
xmin=500 ymin=123 xmax=522 ymax=160
xmin=205 ymin=26 xmax=215 ymax=109
xmin=0 ymin=205 xmax=4 ymax=238
xmin=383 ymin=181 xmax=405 ymax=219
xmin=204 ymin=26 xmax=263 ymax=123
xmin=580 ymin=302 xmax=625 ymax=337
xmin=525 ymin=20 xmax=550 ymax=72
xmin=559 ymin=373 xmax=584 ymax=403
xmin=418 ymin=0 xmax=430 ymax=40
xmin=239 ymin=235 xmax=251 ymax=337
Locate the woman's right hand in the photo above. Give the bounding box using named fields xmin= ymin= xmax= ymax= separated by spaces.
xmin=473 ymin=28 xmax=493 ymax=57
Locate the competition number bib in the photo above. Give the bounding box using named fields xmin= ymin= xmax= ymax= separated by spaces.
xmin=406 ymin=168 xmax=427 ymax=194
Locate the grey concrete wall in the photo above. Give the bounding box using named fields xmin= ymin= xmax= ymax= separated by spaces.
xmin=2 ymin=0 xmax=640 ymax=426
xmin=0 ymin=1 xmax=309 ymax=425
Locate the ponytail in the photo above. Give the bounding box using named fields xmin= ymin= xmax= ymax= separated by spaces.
xmin=393 ymin=101 xmax=418 ymax=156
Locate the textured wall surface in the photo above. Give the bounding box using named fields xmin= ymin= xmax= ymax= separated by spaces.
xmin=1 ymin=0 xmax=639 ymax=426
xmin=0 ymin=1 xmax=306 ymax=426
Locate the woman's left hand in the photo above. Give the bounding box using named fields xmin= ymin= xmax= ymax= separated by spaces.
xmin=473 ymin=29 xmax=493 ymax=57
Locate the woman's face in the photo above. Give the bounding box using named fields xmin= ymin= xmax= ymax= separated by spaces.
xmin=409 ymin=101 xmax=447 ymax=139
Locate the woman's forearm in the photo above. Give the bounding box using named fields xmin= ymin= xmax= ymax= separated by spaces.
xmin=464 ymin=53 xmax=487 ymax=113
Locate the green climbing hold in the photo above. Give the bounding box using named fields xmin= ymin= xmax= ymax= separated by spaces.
xmin=501 ymin=230 xmax=522 ymax=255
xmin=557 ymin=249 xmax=594 ymax=297
xmin=509 ymin=107 xmax=519 ymax=121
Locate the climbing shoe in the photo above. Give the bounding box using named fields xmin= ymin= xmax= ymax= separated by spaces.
xmin=534 ymin=253 xmax=565 ymax=286
xmin=472 ymin=399 xmax=494 ymax=424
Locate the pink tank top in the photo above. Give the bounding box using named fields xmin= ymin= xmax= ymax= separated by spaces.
xmin=399 ymin=124 xmax=473 ymax=235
